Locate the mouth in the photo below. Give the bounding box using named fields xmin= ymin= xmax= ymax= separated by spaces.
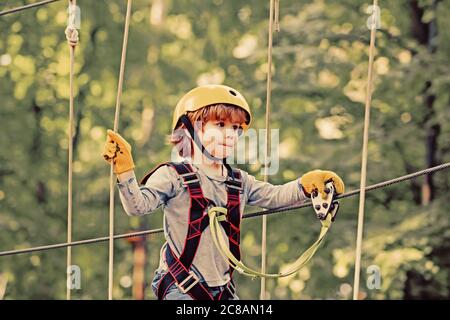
xmin=220 ymin=143 xmax=232 ymax=147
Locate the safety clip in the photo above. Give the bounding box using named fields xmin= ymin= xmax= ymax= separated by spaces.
xmin=310 ymin=181 xmax=339 ymax=222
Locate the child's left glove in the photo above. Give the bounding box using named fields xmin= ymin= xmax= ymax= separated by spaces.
xmin=300 ymin=170 xmax=345 ymax=199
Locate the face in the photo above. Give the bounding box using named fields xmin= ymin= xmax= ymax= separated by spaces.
xmin=197 ymin=119 xmax=243 ymax=159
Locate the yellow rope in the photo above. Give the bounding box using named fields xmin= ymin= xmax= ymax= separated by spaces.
xmin=353 ymin=0 xmax=378 ymax=300
xmin=108 ymin=0 xmax=133 ymax=300
xmin=65 ymin=0 xmax=78 ymax=301
xmin=209 ymin=207 xmax=332 ymax=279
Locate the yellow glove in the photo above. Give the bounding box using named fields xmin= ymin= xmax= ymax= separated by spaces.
xmin=102 ymin=129 xmax=135 ymax=174
xmin=300 ymin=170 xmax=345 ymax=199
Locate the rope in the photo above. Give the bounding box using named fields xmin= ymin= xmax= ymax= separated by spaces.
xmin=108 ymin=0 xmax=133 ymax=300
xmin=0 ymin=229 xmax=164 ymax=257
xmin=353 ymin=0 xmax=378 ymax=300
xmin=1 ymin=162 xmax=448 ymax=258
xmin=0 ymin=0 xmax=63 ymax=17
xmin=208 ymin=204 xmax=333 ymax=279
xmin=65 ymin=0 xmax=77 ymax=301
xmin=260 ymin=0 xmax=277 ymax=300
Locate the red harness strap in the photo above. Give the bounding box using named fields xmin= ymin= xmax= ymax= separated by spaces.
xmin=141 ymin=161 xmax=242 ymax=300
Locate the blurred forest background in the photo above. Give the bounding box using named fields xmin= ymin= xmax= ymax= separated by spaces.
xmin=0 ymin=0 xmax=449 ymax=300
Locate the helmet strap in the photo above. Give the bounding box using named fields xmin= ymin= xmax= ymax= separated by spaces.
xmin=179 ymin=115 xmax=234 ymax=178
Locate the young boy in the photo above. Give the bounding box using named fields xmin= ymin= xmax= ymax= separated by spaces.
xmin=103 ymin=84 xmax=344 ymax=300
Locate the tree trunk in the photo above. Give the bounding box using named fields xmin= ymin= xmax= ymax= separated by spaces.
xmin=410 ymin=0 xmax=440 ymax=205
xmin=403 ymin=0 xmax=446 ymax=300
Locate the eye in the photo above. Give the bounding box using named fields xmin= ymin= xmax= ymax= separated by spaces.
xmin=233 ymin=125 xmax=243 ymax=135
xmin=216 ymin=121 xmax=225 ymax=128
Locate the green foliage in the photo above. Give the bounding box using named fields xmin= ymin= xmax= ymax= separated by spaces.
xmin=0 ymin=0 xmax=449 ymax=299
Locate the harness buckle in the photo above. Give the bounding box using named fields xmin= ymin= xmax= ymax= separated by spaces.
xmin=176 ymin=271 xmax=200 ymax=294
xmin=179 ymin=172 xmax=200 ymax=186
xmin=224 ymin=280 xmax=236 ymax=297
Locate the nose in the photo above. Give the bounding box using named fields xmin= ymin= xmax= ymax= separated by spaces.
xmin=224 ymin=127 xmax=237 ymax=140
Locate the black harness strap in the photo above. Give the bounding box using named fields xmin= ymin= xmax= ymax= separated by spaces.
xmin=222 ymin=170 xmax=242 ymax=278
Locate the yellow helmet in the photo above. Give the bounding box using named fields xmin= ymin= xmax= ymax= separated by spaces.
xmin=172 ymin=84 xmax=252 ymax=132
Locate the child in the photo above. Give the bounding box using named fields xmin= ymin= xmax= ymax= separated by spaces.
xmin=102 ymin=84 xmax=344 ymax=300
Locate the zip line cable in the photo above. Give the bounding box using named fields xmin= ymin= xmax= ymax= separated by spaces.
xmin=0 ymin=0 xmax=63 ymax=17
xmin=1 ymin=161 xmax=448 ymax=258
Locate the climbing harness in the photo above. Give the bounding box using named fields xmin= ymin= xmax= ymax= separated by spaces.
xmin=141 ymin=161 xmax=243 ymax=300
xmin=208 ymin=181 xmax=340 ymax=279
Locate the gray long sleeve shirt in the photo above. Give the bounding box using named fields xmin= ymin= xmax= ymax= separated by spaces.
xmin=117 ymin=159 xmax=307 ymax=287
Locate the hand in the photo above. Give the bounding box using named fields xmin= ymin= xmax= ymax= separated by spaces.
xmin=300 ymin=170 xmax=345 ymax=199
xmin=102 ymin=129 xmax=135 ymax=174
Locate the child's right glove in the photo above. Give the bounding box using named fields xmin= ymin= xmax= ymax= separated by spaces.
xmin=102 ymin=129 xmax=135 ymax=174
xmin=300 ymin=170 xmax=345 ymax=199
